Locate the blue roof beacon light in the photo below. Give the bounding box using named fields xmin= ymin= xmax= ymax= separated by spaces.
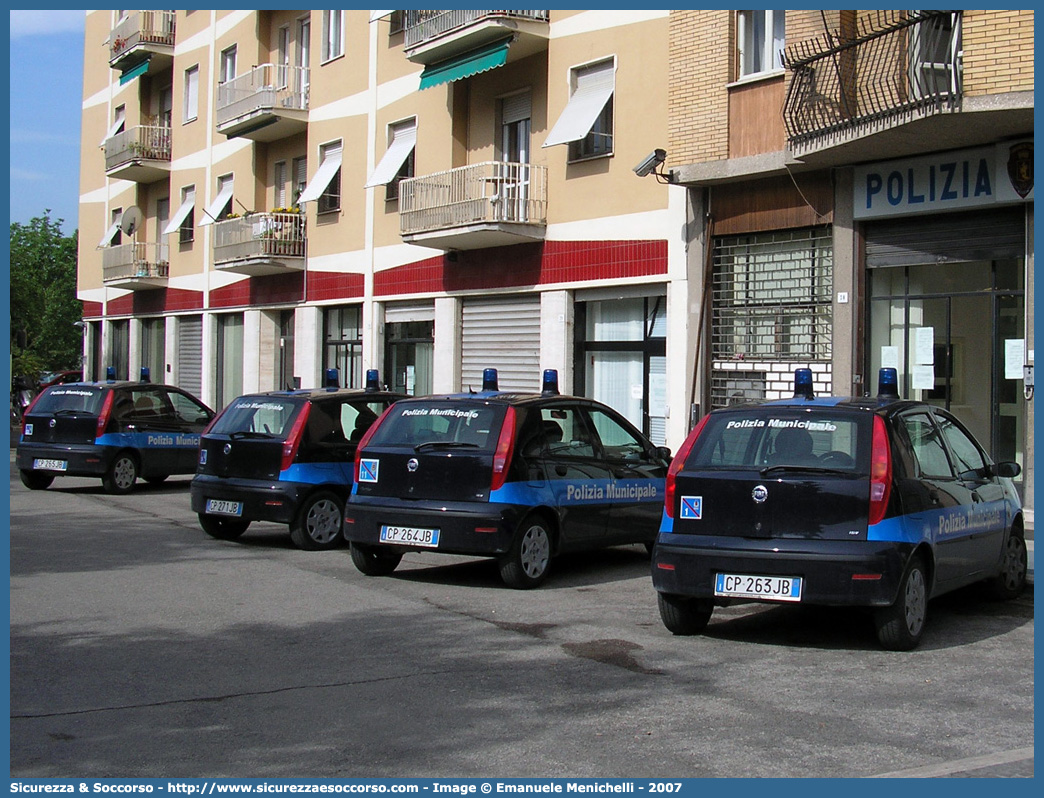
xmin=482 ymin=368 xmax=499 ymax=392
xmin=365 ymin=369 xmax=381 ymax=392
xmin=793 ymin=368 xmax=815 ymax=399
xmin=541 ymin=369 xmax=560 ymax=396
xmin=106 ymin=366 xmax=116 ymax=382
xmin=877 ymin=367 xmax=900 ymax=399
xmin=139 ymin=366 xmax=150 ymax=383
xmin=324 ymin=368 xmax=340 ymax=390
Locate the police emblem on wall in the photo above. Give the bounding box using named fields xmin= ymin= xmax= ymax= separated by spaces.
xmin=1006 ymin=142 xmax=1033 ymax=198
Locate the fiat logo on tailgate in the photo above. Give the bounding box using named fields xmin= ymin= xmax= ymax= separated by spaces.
xmin=407 ymin=458 xmax=419 ymax=472
xmin=223 ymin=443 xmax=232 ymax=455
xmin=752 ymin=484 xmax=769 ymax=504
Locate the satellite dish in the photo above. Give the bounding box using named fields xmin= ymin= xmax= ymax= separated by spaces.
xmin=120 ymin=206 xmax=144 ymax=237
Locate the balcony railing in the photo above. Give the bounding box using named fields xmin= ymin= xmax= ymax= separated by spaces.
xmin=404 ymin=10 xmax=549 ymax=49
xmin=213 ymin=213 xmax=306 ymax=265
xmin=102 ymin=242 xmax=169 ymax=282
xmin=216 ymin=64 xmax=310 ymax=128
xmin=399 ymin=161 xmax=547 ymax=236
xmin=104 ymin=125 xmax=172 ymax=172
xmin=782 ymin=10 xmax=962 ymax=152
xmin=109 ymin=10 xmax=176 ymax=64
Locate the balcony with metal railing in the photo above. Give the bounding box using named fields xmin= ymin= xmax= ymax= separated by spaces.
xmin=108 ymin=10 xmax=176 ymax=75
xmin=216 ymin=64 xmax=310 ymax=142
xmin=212 ymin=212 xmax=307 ymax=276
xmin=399 ymin=161 xmax=547 ymax=250
xmin=104 ymin=125 xmax=172 ymax=183
xmin=782 ymin=10 xmax=963 ymax=159
xmin=403 ymin=10 xmax=550 ymax=66
xmin=102 ymin=242 xmax=169 ymax=290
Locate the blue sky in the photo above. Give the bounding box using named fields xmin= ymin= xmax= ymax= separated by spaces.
xmin=8 ymin=9 xmax=86 ymax=235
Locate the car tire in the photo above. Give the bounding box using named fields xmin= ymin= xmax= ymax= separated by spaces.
xmin=102 ymin=452 xmax=139 ymax=494
xmin=19 ymin=469 xmax=54 ymax=491
xmin=657 ymin=592 xmax=713 ymax=635
xmin=198 ymin=513 xmax=250 ymax=540
xmin=350 ymin=542 xmax=403 ymax=576
xmin=498 ymin=516 xmax=552 ymax=589
xmin=289 ymin=491 xmax=344 ymax=551
xmin=874 ymin=555 xmax=928 ymax=651
xmin=145 ymin=474 xmax=169 ymax=485
xmin=988 ymin=532 xmax=1027 ymax=600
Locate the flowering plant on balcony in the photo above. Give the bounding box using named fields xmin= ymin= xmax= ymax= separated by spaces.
xmin=111 ymin=37 xmax=127 ymax=54
xmin=271 ymin=206 xmax=301 ymax=214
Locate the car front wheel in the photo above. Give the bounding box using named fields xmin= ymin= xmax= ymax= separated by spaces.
xmin=350 ymin=543 xmax=403 ymax=576
xmin=498 ymin=516 xmax=552 ymax=589
xmin=290 ymin=491 xmax=344 ymax=551
xmin=657 ymin=592 xmax=713 ymax=635
xmin=875 ymin=555 xmax=928 ymax=651
xmin=102 ymin=452 xmax=139 ymax=494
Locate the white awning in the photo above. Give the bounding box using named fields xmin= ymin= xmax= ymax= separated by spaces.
xmin=297 ymin=147 xmax=343 ymax=203
xmin=198 ymin=181 xmax=234 ymax=227
xmin=99 ymin=109 xmax=125 ymax=147
xmin=97 ymin=215 xmax=122 ymax=248
xmin=365 ymin=123 xmax=416 ymax=188
xmin=542 ymin=62 xmax=615 ymax=148
xmin=162 ymin=190 xmax=195 ymax=235
xmin=369 ymin=11 xmax=395 ymax=22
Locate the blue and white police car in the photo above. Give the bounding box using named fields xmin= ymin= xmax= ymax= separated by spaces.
xmin=652 ymin=368 xmax=1026 ymax=650
xmin=16 ymin=370 xmax=214 ymax=494
xmin=344 ymin=369 xmax=671 ymax=588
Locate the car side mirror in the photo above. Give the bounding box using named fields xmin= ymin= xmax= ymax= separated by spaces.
xmin=656 ymin=446 xmax=672 ymax=461
xmin=992 ymin=461 xmax=1021 ymax=479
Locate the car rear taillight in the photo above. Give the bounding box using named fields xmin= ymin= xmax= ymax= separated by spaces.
xmin=664 ymin=414 xmax=709 ymax=519
xmin=353 ymin=405 xmax=394 ymax=482
xmin=491 ymin=406 xmax=518 ymax=492
xmin=280 ymin=402 xmax=312 ymax=472
xmin=21 ymin=391 xmax=45 ymax=433
xmin=868 ymin=415 xmax=893 ymax=526
xmin=95 ymin=390 xmax=116 ymax=439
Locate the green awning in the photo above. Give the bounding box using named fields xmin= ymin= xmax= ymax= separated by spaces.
xmin=418 ymin=39 xmax=511 ymax=91
xmin=119 ymin=58 xmax=151 ymax=86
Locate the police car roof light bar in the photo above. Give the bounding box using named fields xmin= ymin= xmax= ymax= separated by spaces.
xmin=482 ymin=368 xmax=499 ymax=392
xmin=365 ymin=369 xmax=380 ymax=392
xmin=140 ymin=366 xmax=150 ymax=383
xmin=794 ymin=368 xmax=814 ymax=399
xmin=106 ymin=366 xmax=116 ymax=382
xmin=324 ymin=368 xmax=340 ymax=390
xmin=878 ymin=367 xmax=900 ymax=399
xmin=541 ymin=369 xmax=559 ymax=396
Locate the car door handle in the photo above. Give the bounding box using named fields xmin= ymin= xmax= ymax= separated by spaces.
xmin=555 ymin=465 xmax=568 ymax=477
xmin=928 ymin=489 xmax=941 ymax=505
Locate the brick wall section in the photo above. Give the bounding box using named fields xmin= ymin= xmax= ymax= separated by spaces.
xmin=668 ymin=10 xmax=730 ymax=167
xmin=963 ymin=10 xmax=1035 ymax=95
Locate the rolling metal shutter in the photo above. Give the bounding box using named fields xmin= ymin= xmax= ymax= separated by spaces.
xmin=177 ymin=315 xmax=203 ymax=397
xmin=864 ymin=208 xmax=1024 ymax=268
xmin=461 ymin=296 xmax=541 ymax=392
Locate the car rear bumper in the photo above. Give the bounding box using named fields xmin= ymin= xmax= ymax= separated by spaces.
xmin=16 ymin=443 xmax=113 ymax=478
xmin=651 ymin=533 xmax=913 ymax=607
xmin=344 ymin=498 xmax=529 ymax=557
xmin=190 ymin=474 xmax=305 ymax=525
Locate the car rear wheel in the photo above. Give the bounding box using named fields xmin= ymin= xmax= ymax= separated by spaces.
xmin=657 ymin=592 xmax=713 ymax=635
xmin=19 ymin=470 xmax=54 ymax=490
xmin=875 ymin=555 xmax=928 ymax=651
xmin=988 ymin=532 xmax=1027 ymax=600
xmin=102 ymin=452 xmax=138 ymax=494
xmin=198 ymin=513 xmax=250 ymax=540
xmin=350 ymin=543 xmax=403 ymax=576
xmin=290 ymin=491 xmax=344 ymax=551
xmin=498 ymin=516 xmax=552 ymax=589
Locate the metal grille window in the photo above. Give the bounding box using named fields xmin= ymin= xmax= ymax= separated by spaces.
xmin=712 ymin=227 xmax=832 ymax=363
xmin=710 ymin=370 xmax=766 ymax=409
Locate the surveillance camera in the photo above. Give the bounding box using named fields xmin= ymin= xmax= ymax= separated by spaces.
xmin=633 ymin=148 xmax=667 ymax=178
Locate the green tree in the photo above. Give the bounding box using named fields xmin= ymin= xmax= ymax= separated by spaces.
xmin=10 ymin=211 xmax=82 ymax=377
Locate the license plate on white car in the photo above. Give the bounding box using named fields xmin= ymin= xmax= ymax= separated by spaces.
xmin=380 ymin=525 xmax=440 ymax=548
xmin=206 ymin=499 xmax=243 ymax=517
xmin=715 ymin=573 xmax=802 ymax=602
xmin=33 ymin=458 xmax=67 ymax=471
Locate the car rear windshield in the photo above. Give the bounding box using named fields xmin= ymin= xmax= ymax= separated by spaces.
xmin=688 ymin=409 xmax=870 ymax=472
xmin=367 ymin=401 xmax=507 ymax=451
xmin=209 ymin=396 xmax=306 ymax=439
xmin=32 ymin=386 xmax=106 ymax=415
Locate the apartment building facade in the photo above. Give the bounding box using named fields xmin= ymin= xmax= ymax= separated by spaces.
xmin=78 ymin=9 xmax=688 ymax=448
xmin=663 ymin=9 xmax=1034 ymax=509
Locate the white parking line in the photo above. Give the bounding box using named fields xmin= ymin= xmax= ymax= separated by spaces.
xmin=869 ymin=746 xmax=1034 ymax=778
